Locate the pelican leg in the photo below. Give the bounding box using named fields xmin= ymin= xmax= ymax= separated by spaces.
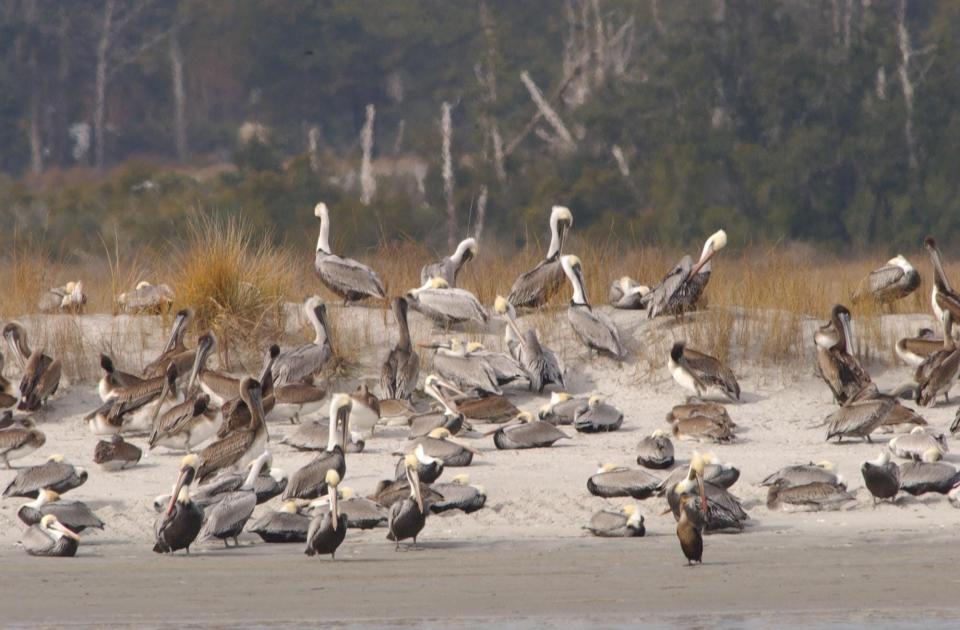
xmin=185 ymin=546 xmax=190 ymax=555
xmin=233 ymin=536 xmax=240 ymax=547
xmin=330 ymin=551 xmax=336 ymax=561
xmin=223 ymin=539 xmax=230 ymax=548
xmin=2 ymin=455 xmax=9 ymax=469
xmin=291 ymin=412 xmax=300 ymax=425
xmin=865 ymin=435 xmax=873 ymax=444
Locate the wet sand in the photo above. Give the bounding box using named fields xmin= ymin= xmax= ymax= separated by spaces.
xmin=3 ymin=532 xmax=960 ymax=627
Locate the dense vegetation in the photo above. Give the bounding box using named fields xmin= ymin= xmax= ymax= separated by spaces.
xmin=1 ymin=1 xmax=959 ymax=256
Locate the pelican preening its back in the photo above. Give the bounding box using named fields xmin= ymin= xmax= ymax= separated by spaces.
xmin=852 ymin=255 xmax=920 ymax=305
xmin=609 ymin=276 xmax=650 ymax=309
xmin=668 ymin=342 xmax=740 ymax=402
xmin=560 ymin=255 xmax=625 ymax=359
xmin=508 ymin=205 xmax=573 ymax=308
xmin=380 ymin=296 xmax=420 ymax=400
xmin=494 ymin=295 xmax=564 ymax=393
xmin=38 ymin=281 xmax=86 ymax=314
xmin=314 ymin=202 xmax=385 ymax=303
xmin=23 ymin=514 xmax=81 ymax=557
xmin=914 ymin=310 xmax=960 ymax=407
xmin=3 ymin=322 xmax=61 ymax=411
xmin=643 ymin=229 xmax=727 ymax=318
xmin=861 ymin=452 xmax=900 ymax=504
xmin=407 ymin=277 xmax=488 ymax=326
xmin=421 ymin=237 xmax=478 ymax=287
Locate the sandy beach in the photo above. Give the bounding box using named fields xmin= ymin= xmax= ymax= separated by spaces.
xmin=2 ymin=306 xmax=960 ymax=627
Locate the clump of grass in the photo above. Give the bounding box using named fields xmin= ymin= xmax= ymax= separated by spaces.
xmin=171 ymin=215 xmax=294 ymax=371
xmin=0 ymin=233 xmax=58 ymax=320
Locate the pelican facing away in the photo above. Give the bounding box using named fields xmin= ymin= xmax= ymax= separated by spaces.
xmin=283 ymin=394 xmax=351 ymax=500
xmin=407 ymin=277 xmax=488 ymax=326
xmin=766 ymin=480 xmax=855 ymax=511
xmin=914 ymin=310 xmax=960 ymax=407
xmin=305 ymin=469 xmax=347 ymax=559
xmin=3 ymin=322 xmax=61 ymax=411
xmin=0 ymin=425 xmax=46 ymax=468
xmin=852 ymin=255 xmax=920 ymax=305
xmin=421 ymin=237 xmax=478 ymax=287
xmin=644 ymin=230 xmax=727 ymax=318
xmin=380 ymin=297 xmax=420 ymax=400
xmin=387 ymin=453 xmax=428 ymax=549
xmin=272 ymin=296 xmax=333 ymax=387
xmin=609 ymin=276 xmax=650 ymax=309
xmin=490 ymin=411 xmax=570 ymax=449
xmin=668 ymin=342 xmax=740 ymax=402
xmin=861 ymin=452 xmax=900 ymax=504
xmin=896 ymin=328 xmax=941 ymax=367
xmin=636 ymin=429 xmax=675 ymax=469
xmin=3 ymin=455 xmax=86 ymax=497
xmin=314 ymin=202 xmax=385 ymax=302
xmin=560 ymin=255 xmax=625 ymax=359
xmin=93 ymin=435 xmax=142 ymax=471
xmin=154 ymin=454 xmax=203 ymax=554
xmin=494 ymin=295 xmax=564 ymax=392
xmin=508 ymin=205 xmax=573 ymax=308
xmin=585 ymin=505 xmax=644 ymax=537
xmin=17 ymin=489 xmax=104 ymax=533
xmin=587 ymin=464 xmax=661 ymax=499
xmin=761 ymin=462 xmax=839 ymax=488
xmin=23 ymin=514 xmax=80 ymax=557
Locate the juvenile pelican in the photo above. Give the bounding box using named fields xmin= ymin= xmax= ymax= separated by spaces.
xmin=0 ymin=352 xmax=18 ymax=410
xmin=304 ymin=469 xmax=348 ymax=559
xmin=668 ymin=342 xmax=740 ymax=402
xmin=272 ymin=296 xmax=333 ymax=387
xmin=924 ymin=237 xmax=960 ymax=322
xmin=861 ymin=452 xmax=900 ymax=504
xmin=490 ymin=411 xmax=570 ymax=449
xmin=93 ymin=435 xmax=142 ymax=471
xmin=0 ymin=425 xmax=45 ymax=468
xmin=380 ymin=297 xmax=420 ymax=400
xmin=23 ymin=514 xmax=80 ymax=557
xmin=185 ymin=332 xmax=243 ymax=405
xmin=86 ymin=362 xmax=181 ymax=435
xmin=636 ymin=429 xmax=675 ymax=469
xmin=148 ymin=393 xmax=219 ymax=452
xmin=573 ymin=395 xmax=623 ymax=433
xmin=852 ymin=255 xmax=920 ymax=305
xmin=464 ymin=341 xmax=528 ymax=387
xmin=198 ymin=450 xmax=272 ymax=547
xmin=196 ymin=378 xmax=268 ymax=483
xmin=407 ymin=278 xmax=488 ymax=326
xmin=676 ymin=496 xmax=703 ymax=565
xmin=672 ymin=412 xmax=735 ymax=443
xmin=766 ymin=480 xmax=855 ymax=511
xmin=585 ymin=505 xmax=645 ymax=537
xmin=283 ymin=394 xmax=351 ymax=500
xmin=815 ymin=304 xmax=871 ymax=405
xmin=421 ymin=237 xmax=477 ymax=287
xmin=314 ymin=202 xmax=385 ymax=302
xmin=494 ymin=295 xmax=564 ymax=392
xmin=3 ymin=455 xmax=85 ymax=497
xmin=560 ymin=255 xmax=625 ymax=359
xmin=609 ymin=276 xmax=651 ymax=310
xmin=3 ymin=322 xmax=61 ymax=411
xmin=508 ymin=205 xmax=573 ymax=308
xmin=895 ymin=328 xmax=942 ymax=367
xmin=644 ymin=230 xmax=727 ymax=318
xmin=143 ymin=308 xmax=194 ymax=378
xmin=587 ymin=463 xmax=661 ymax=499
xmin=97 ymin=354 xmax=143 ymax=402
xmin=18 ymin=489 xmax=104 ymax=533
xmin=824 ymin=395 xmax=892 ymax=443
xmin=387 ymin=453 xmax=428 ymax=549
xmin=914 ymin=310 xmax=960 ymax=407
xmin=154 ymin=454 xmax=203 ymax=554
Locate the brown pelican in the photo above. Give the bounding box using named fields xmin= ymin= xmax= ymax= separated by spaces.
xmin=899 ymin=459 xmax=960 ymax=495
xmin=426 ymin=339 xmax=501 ymax=395
xmin=494 ymin=296 xmax=564 ymax=392
xmin=86 ymin=362 xmax=181 ymax=435
xmin=280 ymin=420 xmax=365 ymax=453
xmin=155 ymin=455 xmax=286 ymax=511
xmin=430 ymin=474 xmax=487 ymax=514
xmin=914 ymin=310 xmax=960 ymax=406
xmin=490 ymin=411 xmax=570 ymax=449
xmin=143 ymin=308 xmax=194 ymax=378
xmin=408 ymin=375 xmax=465 ymax=438
xmin=573 ymin=396 xmax=623 ymax=433
xmin=249 ymin=500 xmax=309 ymax=543
xmin=609 ymin=277 xmax=650 ymax=310
xmin=661 ymin=453 xmax=739 ymax=493
xmin=560 ymin=255 xmax=625 ymax=358
xmin=668 ymin=342 xmax=740 ymax=402
xmin=154 ymin=454 xmax=203 ymax=554
xmin=447 ymin=391 xmax=518 ymax=423
xmin=3 ymin=322 xmax=61 ymax=411
xmin=766 ymin=480 xmax=855 ymax=511
xmin=585 ymin=505 xmax=645 ymax=537
xmin=272 ymin=297 xmax=333 ymax=387
xmin=283 ymin=394 xmax=351 ymax=500
xmin=421 ymin=237 xmax=478 ymax=286
xmin=0 ymin=425 xmax=45 ymax=468
xmin=18 ymin=489 xmax=104 ymax=533
xmin=407 ymin=278 xmax=488 ymax=326
xmin=38 ymin=281 xmax=86 ymax=313
xmin=924 ymin=237 xmax=960 ymax=322
xmin=896 ymin=328 xmax=941 ymax=367
xmin=387 ymin=453 xmax=428 ymax=549
xmin=394 ymin=444 xmax=444 ymax=484
xmin=851 ymin=256 xmax=921 ymax=305
xmin=824 ymin=395 xmax=892 ymax=443
xmin=814 ymin=305 xmax=871 ymax=405
xmin=508 ymin=205 xmax=574 ymax=308
xmin=381 ymin=297 xmax=420 ymax=400
xmin=676 ymin=496 xmax=704 ymax=565
xmin=666 ymin=454 xmax=745 ymax=532
xmin=118 ymin=281 xmax=174 ymax=313
xmin=314 ymin=202 xmax=385 ymax=302
xmin=308 ymin=487 xmax=389 ymax=529
xmin=196 ymin=377 xmax=268 ymax=483
xmin=370 ymin=478 xmax=442 ymax=510
xmin=198 ymin=450 xmax=272 ymax=547
xmin=464 ymin=341 xmax=528 ymax=387
xmin=888 ymin=427 xmax=947 ymax=461
xmin=348 ymin=384 xmax=380 ymax=436
xmin=93 ymin=435 xmax=142 ymax=471
xmin=97 ymin=354 xmax=143 ymax=402
xmin=666 ymin=401 xmax=735 ymax=426
xmin=304 ymin=469 xmax=348 ymax=559
xmin=636 ymin=429 xmax=675 ymax=469
xmin=861 ymin=452 xmax=900 ymax=504
xmin=406 ymin=427 xmax=477 ymax=467
xmin=0 ymin=352 xmax=18 ymax=409
xmin=761 ymin=462 xmax=839 ymax=488
xmin=3 ymin=455 xmax=86 ymax=497
xmin=587 ymin=464 xmax=661 ymax=499
xmin=0 ymin=411 xmax=30 ymax=429
xmin=644 ymin=230 xmax=727 ymax=318
xmin=672 ymin=414 xmax=735 ymax=443
xmin=23 ymin=514 xmax=80 ymax=557
xmin=148 ymin=393 xmax=219 ymax=452
xmin=538 ymin=392 xmax=584 ymax=425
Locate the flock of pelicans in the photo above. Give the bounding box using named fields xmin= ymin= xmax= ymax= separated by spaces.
xmin=1 ymin=203 xmax=960 ymax=567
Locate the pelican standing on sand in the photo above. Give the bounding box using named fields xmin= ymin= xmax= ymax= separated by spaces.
xmin=421 ymin=237 xmax=477 ymax=287
xmin=3 ymin=322 xmax=61 ymax=411
xmin=380 ymin=297 xmax=420 ymax=400
xmin=861 ymin=452 xmax=900 ymax=504
xmin=304 ymin=470 xmax=348 ymax=559
xmin=272 ymin=296 xmax=333 ymax=387
xmin=644 ymin=230 xmax=727 ymax=318
xmin=560 ymin=255 xmax=625 ymax=359
xmin=195 ymin=378 xmax=268 ymax=483
xmin=508 ymin=205 xmax=573 ymax=308
xmin=668 ymin=342 xmax=740 ymax=402
xmin=154 ymin=454 xmax=203 ymax=554
xmin=494 ymin=295 xmax=564 ymax=392
xmin=0 ymin=425 xmax=45 ymax=468
xmin=923 ymin=237 xmax=960 ymax=322
xmin=406 ymin=278 xmax=488 ymax=326
xmin=23 ymin=514 xmax=80 ymax=557
xmin=815 ymin=304 xmax=871 ymax=405
xmin=852 ymin=255 xmax=920 ymax=305
xmin=198 ymin=450 xmax=272 ymax=547
xmin=313 ymin=202 xmax=385 ymax=303
xmin=283 ymin=394 xmax=351 ymax=500
xmin=387 ymin=453 xmax=428 ymax=549
xmin=143 ymin=308 xmax=194 ymax=378
xmin=914 ymin=310 xmax=960 ymax=407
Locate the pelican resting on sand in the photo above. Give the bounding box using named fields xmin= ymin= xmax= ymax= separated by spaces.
xmin=23 ymin=514 xmax=80 ymax=557
xmin=861 ymin=452 xmax=900 ymax=504
xmin=490 ymin=412 xmax=570 ymax=449
xmin=587 ymin=464 xmax=661 ymax=499
xmin=636 ymin=430 xmax=675 ymax=469
xmin=313 ymin=202 xmax=385 ymax=303
xmin=249 ymin=501 xmax=309 ymax=543
xmin=93 ymin=435 xmax=142 ymax=471
xmin=421 ymin=237 xmax=477 ymax=287
xmin=494 ymin=295 xmax=564 ymax=392
xmin=888 ymin=427 xmax=947 ymax=461
xmin=3 ymin=455 xmax=86 ymax=497
xmin=118 ymin=281 xmax=174 ymax=313
xmin=898 ymin=459 xmax=960 ymax=496
xmin=573 ymin=395 xmax=623 ymax=433
xmin=0 ymin=425 xmax=46 ymax=468
xmin=508 ymin=205 xmax=573 ymax=308
xmin=852 ymin=255 xmax=920 ymax=305
xmin=761 ymin=462 xmax=839 ymax=488
xmin=609 ymin=276 xmax=650 ymax=309
xmin=644 ymin=230 xmax=727 ymax=318
xmin=560 ymin=255 xmax=625 ymax=358
xmin=407 ymin=277 xmax=488 ymax=326
xmin=668 ymin=342 xmax=740 ymax=402
xmin=766 ymin=480 xmax=855 ymax=511
xmin=18 ymin=489 xmax=104 ymax=533
xmin=430 ymin=475 xmax=487 ymax=514
xmin=585 ymin=505 xmax=645 ymax=537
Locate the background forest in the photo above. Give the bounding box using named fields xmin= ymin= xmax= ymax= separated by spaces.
xmin=1 ymin=0 xmax=959 ymax=258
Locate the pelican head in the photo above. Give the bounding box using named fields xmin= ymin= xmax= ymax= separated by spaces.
xmin=428 ymin=427 xmax=452 ymax=440
xmin=40 ymin=514 xmax=80 ymax=542
xmin=325 ymin=469 xmax=341 ymax=488
xmin=596 ymin=462 xmax=619 ymax=474
xmin=888 ymin=255 xmax=914 ymax=272
xmin=651 ymin=429 xmax=666 ymax=438
xmin=515 ymin=411 xmax=534 ymax=424
xmin=403 ymin=453 xmax=424 ymax=513
xmin=816 ymin=460 xmax=836 ymax=471
xmin=670 ymin=341 xmax=686 ymax=363
xmin=690 ymin=229 xmax=728 ymax=277
xmin=430 ymin=277 xmax=449 ymax=290
xmin=47 ymin=454 xmax=65 ymax=463
xmin=560 ymin=255 xmax=587 ymax=305
xmin=279 ymin=500 xmax=299 ymax=514
xmin=453 ymin=237 xmax=478 ymax=264
xmin=551 ymin=392 xmax=573 ymax=404
xmin=910 ymin=426 xmax=926 ymax=435
xmin=623 ymin=504 xmax=643 ymax=527
xmin=465 ymin=341 xmax=484 ymax=353
xmin=340 ymin=487 xmax=355 ymax=500
xmin=136 ymin=280 xmax=152 ymax=290
xmin=314 ymin=202 xmax=328 ymax=220
xmin=451 ymin=473 xmax=470 ymax=485
xmin=166 ymin=453 xmax=200 ymax=516
xmin=871 ymin=451 xmax=891 ymax=466
xmin=494 ymin=295 xmax=510 ymax=315
xmin=587 ymin=395 xmax=603 ymax=407
xmin=547 ymin=206 xmax=574 ymax=259
xmin=921 ymin=447 xmax=943 ymax=463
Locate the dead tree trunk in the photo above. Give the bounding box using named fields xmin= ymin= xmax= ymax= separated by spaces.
xmin=54 ymin=9 xmax=70 ymax=166
xmin=308 ymin=126 xmax=320 ymax=171
xmin=94 ymin=0 xmax=116 ymax=170
xmin=360 ymin=104 xmax=376 ymax=205
xmin=169 ymin=22 xmax=187 ymax=161
xmin=474 ymin=185 xmax=489 ymax=243
xmin=441 ymin=101 xmax=456 ymax=250
xmin=26 ymin=0 xmax=42 ymax=175
xmin=896 ymin=0 xmax=917 ymax=170
xmin=520 ymin=71 xmax=576 ymax=151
